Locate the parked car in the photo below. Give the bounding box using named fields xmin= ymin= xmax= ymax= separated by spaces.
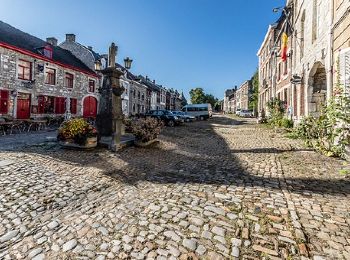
xmin=239 ymin=110 xmax=254 ymax=117
xmin=172 ymin=111 xmax=196 ymax=122
xmin=182 ymin=104 xmax=212 ymax=120
xmin=235 ymin=108 xmax=241 ymax=115
xmin=145 ymin=110 xmax=184 ymax=127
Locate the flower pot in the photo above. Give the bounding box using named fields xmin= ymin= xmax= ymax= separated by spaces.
xmin=134 ymin=138 xmax=158 ymax=147
xmin=59 ymin=136 xmax=97 ymax=149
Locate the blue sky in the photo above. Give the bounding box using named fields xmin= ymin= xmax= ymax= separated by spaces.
xmin=0 ymin=0 xmax=285 ymax=100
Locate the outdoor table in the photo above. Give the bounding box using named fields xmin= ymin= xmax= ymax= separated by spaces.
xmin=26 ymin=120 xmax=47 ymax=132
xmin=0 ymin=121 xmax=14 ymax=135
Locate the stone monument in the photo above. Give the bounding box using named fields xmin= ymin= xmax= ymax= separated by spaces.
xmin=96 ymin=43 xmax=125 ymax=151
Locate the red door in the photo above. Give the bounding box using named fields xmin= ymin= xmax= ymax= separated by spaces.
xmin=83 ymin=96 xmax=97 ymax=118
xmin=17 ymin=93 xmax=31 ymax=119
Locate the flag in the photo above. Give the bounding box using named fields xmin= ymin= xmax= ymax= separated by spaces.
xmin=281 ymin=32 xmax=288 ymax=62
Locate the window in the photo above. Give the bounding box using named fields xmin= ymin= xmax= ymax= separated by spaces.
xmin=18 ymin=59 xmax=32 ymax=80
xmin=283 ymin=60 xmax=288 ymax=75
xmin=71 ymin=98 xmax=77 ymax=114
xmin=88 ymin=80 xmax=95 ymax=92
xmin=277 ymin=63 xmax=282 ymax=81
xmin=138 ymin=91 xmax=140 ymax=100
xmin=0 ymin=90 xmax=9 ymax=114
xmin=38 ymin=95 xmax=55 ymax=114
xmin=133 ymin=90 xmax=136 ymax=98
xmin=55 ymin=97 xmax=66 ymax=114
xmin=45 ymin=68 xmax=56 ymax=85
xmin=65 ymin=73 xmax=74 ymax=88
xmin=142 ymin=93 xmax=145 ymax=101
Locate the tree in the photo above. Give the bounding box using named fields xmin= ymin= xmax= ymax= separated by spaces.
xmin=249 ymin=69 xmax=259 ymax=115
xmin=204 ymin=94 xmax=218 ymax=108
xmin=189 ymin=88 xmax=206 ymax=104
xmin=189 ymin=88 xmax=219 ymax=108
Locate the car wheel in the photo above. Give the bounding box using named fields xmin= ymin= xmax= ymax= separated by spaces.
xmin=168 ymin=120 xmax=175 ymax=127
xmin=199 ymin=116 xmax=204 ymax=121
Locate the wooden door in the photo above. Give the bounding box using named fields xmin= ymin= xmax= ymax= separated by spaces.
xmin=83 ymin=96 xmax=97 ymax=118
xmin=17 ymin=93 xmax=31 ymax=119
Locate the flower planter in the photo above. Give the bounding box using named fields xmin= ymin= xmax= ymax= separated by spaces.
xmin=134 ymin=138 xmax=158 ymax=147
xmin=59 ymin=137 xmax=97 ymax=149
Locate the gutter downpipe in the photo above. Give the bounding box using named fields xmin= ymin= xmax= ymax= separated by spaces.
xmin=327 ymin=0 xmax=334 ymax=100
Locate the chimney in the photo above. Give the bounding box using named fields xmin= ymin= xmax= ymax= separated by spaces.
xmin=153 ymin=80 xmax=155 ymax=84
xmin=66 ymin=34 xmax=76 ymax=42
xmin=88 ymin=46 xmax=93 ymax=51
xmin=146 ymin=76 xmax=149 ymax=81
xmin=46 ymin=37 xmax=57 ymax=46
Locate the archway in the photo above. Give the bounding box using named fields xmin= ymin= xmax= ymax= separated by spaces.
xmin=83 ymin=96 xmax=97 ymax=118
xmin=308 ymin=62 xmax=327 ymax=116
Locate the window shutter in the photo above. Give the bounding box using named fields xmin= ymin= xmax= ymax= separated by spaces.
xmin=0 ymin=90 xmax=9 ymax=113
xmin=339 ymin=48 xmax=350 ymax=94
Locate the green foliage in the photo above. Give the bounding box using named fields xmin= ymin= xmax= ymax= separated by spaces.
xmin=57 ymin=118 xmax=97 ymax=145
xmin=189 ymin=88 xmax=206 ymax=104
xmin=266 ymin=98 xmax=286 ymax=127
xmin=293 ymin=92 xmax=350 ymax=158
xmin=249 ymin=69 xmax=259 ymax=113
xmin=189 ymin=88 xmax=218 ymax=107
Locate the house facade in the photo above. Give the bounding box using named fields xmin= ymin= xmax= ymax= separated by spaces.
xmin=292 ymin=0 xmax=332 ymax=119
xmin=59 ymin=34 xmax=133 ymax=116
xmin=238 ymin=80 xmax=252 ymax=110
xmin=257 ymin=0 xmax=336 ymax=121
xmin=0 ymin=21 xmax=100 ymax=120
xmin=257 ymin=24 xmax=276 ymax=114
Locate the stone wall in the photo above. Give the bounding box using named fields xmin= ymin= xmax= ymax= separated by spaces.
xmin=0 ymin=46 xmax=100 ymax=118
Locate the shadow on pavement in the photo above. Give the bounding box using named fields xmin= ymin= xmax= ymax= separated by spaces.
xmin=1 ymin=115 xmax=349 ymax=196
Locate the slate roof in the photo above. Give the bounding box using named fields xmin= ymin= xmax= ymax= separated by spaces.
xmin=0 ymin=20 xmax=95 ymax=74
xmin=137 ymin=75 xmax=160 ymax=92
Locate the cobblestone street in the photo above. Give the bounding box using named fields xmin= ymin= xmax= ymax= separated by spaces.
xmin=0 ymin=115 xmax=349 ymax=260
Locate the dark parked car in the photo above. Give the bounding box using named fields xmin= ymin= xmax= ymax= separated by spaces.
xmin=145 ymin=110 xmax=184 ymax=127
xmin=172 ymin=111 xmax=196 ymax=122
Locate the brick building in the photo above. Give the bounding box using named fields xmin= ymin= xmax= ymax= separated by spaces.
xmin=0 ymin=21 xmax=100 ymax=120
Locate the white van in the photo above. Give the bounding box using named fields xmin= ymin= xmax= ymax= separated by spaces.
xmin=182 ymin=104 xmax=212 ymax=120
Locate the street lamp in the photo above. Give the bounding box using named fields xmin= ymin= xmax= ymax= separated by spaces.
xmin=124 ymin=57 xmax=133 ymax=70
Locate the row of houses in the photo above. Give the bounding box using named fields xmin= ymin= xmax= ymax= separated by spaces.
xmin=0 ymin=21 xmax=187 ymax=120
xmin=223 ymin=80 xmax=253 ymax=114
xmin=257 ymin=0 xmax=350 ymax=121
xmin=224 ymin=1 xmax=350 ymax=121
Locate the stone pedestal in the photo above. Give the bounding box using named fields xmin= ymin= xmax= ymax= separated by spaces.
xmin=96 ymin=67 xmax=125 ymax=151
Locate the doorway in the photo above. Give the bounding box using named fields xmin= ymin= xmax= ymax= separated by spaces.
xmin=17 ymin=93 xmax=31 ymax=119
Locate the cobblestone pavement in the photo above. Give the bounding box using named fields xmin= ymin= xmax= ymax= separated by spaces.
xmin=0 ymin=115 xmax=349 ymax=259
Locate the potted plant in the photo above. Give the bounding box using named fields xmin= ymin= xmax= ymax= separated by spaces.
xmin=57 ymin=118 xmax=98 ymax=149
xmin=126 ymin=117 xmax=164 ymax=147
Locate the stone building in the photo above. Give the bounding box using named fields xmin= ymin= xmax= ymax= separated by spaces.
xmin=59 ymin=35 xmax=132 ymax=116
xmin=291 ymin=0 xmax=333 ymax=119
xmin=257 ymin=23 xmax=277 ymax=114
xmin=0 ymin=21 xmax=100 ymax=119
xmin=223 ymin=88 xmax=236 ymax=113
xmin=128 ymin=73 xmax=147 ymax=116
xmin=332 ymin=0 xmax=350 ymax=93
xmin=238 ymin=80 xmax=252 ymax=110
xmin=258 ymin=0 xmax=336 ymax=120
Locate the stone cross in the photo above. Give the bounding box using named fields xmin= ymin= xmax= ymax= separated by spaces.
xmin=108 ymin=42 xmax=117 ymax=68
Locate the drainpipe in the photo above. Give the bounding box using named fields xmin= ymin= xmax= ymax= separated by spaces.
xmin=327 ymin=0 xmax=335 ymax=100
